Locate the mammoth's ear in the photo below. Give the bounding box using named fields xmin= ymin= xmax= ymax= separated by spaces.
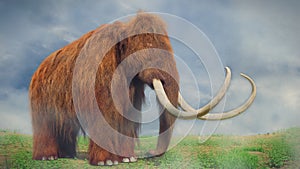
xmin=115 ymin=38 xmax=129 ymax=65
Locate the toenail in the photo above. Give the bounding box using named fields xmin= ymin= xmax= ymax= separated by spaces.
xmin=130 ymin=157 xmax=137 ymax=162
xmin=97 ymin=161 xmax=104 ymax=166
xmin=122 ymin=158 xmax=129 ymax=163
xmin=106 ymin=160 xmax=113 ymax=166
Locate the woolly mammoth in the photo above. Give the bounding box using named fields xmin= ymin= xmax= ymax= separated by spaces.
xmin=29 ymin=13 xmax=256 ymax=166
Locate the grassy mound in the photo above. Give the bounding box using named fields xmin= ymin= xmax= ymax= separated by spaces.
xmin=0 ymin=128 xmax=299 ymax=168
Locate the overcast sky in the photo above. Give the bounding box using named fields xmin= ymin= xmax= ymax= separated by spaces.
xmin=0 ymin=0 xmax=299 ymax=136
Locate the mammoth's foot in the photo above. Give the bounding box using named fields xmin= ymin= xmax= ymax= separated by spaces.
xmin=33 ymin=134 xmax=59 ymax=161
xmin=145 ymin=149 xmax=166 ymax=158
xmin=89 ymin=148 xmax=118 ymax=166
xmin=89 ymin=149 xmax=138 ymax=166
xmin=41 ymin=156 xmax=58 ymax=161
xmin=88 ymin=141 xmax=137 ymax=166
xmin=33 ymin=144 xmax=59 ymax=161
xmin=94 ymin=157 xmax=137 ymax=166
xmin=121 ymin=156 xmax=137 ymax=163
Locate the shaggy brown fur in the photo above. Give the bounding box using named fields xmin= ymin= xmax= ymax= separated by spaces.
xmin=29 ymin=13 xmax=179 ymax=165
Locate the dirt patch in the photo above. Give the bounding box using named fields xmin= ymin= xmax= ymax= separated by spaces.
xmin=0 ymin=154 xmax=10 ymax=168
xmin=248 ymin=151 xmax=265 ymax=156
xmin=76 ymin=151 xmax=88 ymax=160
xmin=280 ymin=160 xmax=300 ymax=169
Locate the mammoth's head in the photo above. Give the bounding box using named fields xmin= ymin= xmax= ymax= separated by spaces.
xmin=115 ymin=13 xmax=257 ymax=120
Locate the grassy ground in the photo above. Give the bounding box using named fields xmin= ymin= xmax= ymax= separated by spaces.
xmin=0 ymin=127 xmax=299 ymax=169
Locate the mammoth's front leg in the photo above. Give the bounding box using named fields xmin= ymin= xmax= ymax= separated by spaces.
xmin=88 ymin=123 xmax=138 ymax=166
xmin=150 ymin=81 xmax=178 ymax=157
xmin=88 ymin=105 xmax=138 ymax=165
xmin=88 ymin=139 xmax=121 ymax=166
xmin=138 ymin=69 xmax=179 ymax=157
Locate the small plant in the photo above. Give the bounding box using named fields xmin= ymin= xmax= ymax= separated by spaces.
xmin=243 ymin=146 xmax=264 ymax=152
xmin=266 ymin=137 xmax=294 ymax=168
xmin=214 ymin=149 xmax=259 ymax=169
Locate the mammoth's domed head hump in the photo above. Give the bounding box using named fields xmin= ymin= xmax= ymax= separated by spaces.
xmin=126 ymin=12 xmax=168 ymax=36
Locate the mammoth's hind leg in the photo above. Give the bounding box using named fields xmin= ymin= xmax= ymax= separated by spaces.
xmin=57 ymin=120 xmax=80 ymax=158
xmin=32 ymin=115 xmax=59 ymax=160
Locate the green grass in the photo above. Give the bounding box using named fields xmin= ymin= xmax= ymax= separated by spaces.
xmin=0 ymin=128 xmax=299 ymax=168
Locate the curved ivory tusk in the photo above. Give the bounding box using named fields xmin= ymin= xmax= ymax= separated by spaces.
xmin=153 ymin=68 xmax=256 ymax=120
xmin=153 ymin=67 xmax=231 ymax=119
xmin=178 ymin=67 xmax=231 ymax=117
xmin=198 ymin=73 xmax=256 ymax=120
xmin=153 ymin=78 xmax=197 ymax=119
